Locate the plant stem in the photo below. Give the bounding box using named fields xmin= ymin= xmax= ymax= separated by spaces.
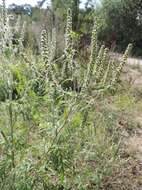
xmin=9 ymin=102 xmax=15 ymax=168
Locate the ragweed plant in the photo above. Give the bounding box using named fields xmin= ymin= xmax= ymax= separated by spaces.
xmin=84 ymin=21 xmax=98 ymax=88
xmin=0 ymin=1 xmax=26 ymax=56
xmin=41 ymin=29 xmax=50 ymax=74
xmin=40 ymin=28 xmax=58 ymax=88
xmin=111 ymin=43 xmax=133 ymax=86
xmin=63 ymin=8 xmax=74 ymax=78
xmin=40 ymin=9 xmax=131 ymax=95
xmin=2 ymin=0 xmax=6 ymax=26
xmin=0 ymin=4 xmax=133 ymax=190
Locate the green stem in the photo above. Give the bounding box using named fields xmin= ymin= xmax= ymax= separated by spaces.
xmin=9 ymin=103 xmax=15 ymax=168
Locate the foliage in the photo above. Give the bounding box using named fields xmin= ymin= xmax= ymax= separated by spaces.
xmin=8 ymin=3 xmax=32 ymax=15
xmin=99 ymin=0 xmax=142 ymax=55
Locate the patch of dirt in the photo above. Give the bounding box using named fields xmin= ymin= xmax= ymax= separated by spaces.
xmin=123 ymin=66 xmax=142 ymax=87
xmin=125 ymin=133 xmax=142 ymax=158
xmin=102 ymin=159 xmax=142 ymax=190
xmin=111 ymin=52 xmax=142 ymax=86
xmin=105 ymin=53 xmax=142 ymax=190
xmin=135 ymin=117 xmax=142 ymax=127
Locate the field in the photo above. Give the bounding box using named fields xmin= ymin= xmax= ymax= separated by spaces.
xmin=0 ymin=1 xmax=142 ymax=190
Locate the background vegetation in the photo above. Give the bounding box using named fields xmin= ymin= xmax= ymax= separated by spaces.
xmin=6 ymin=0 xmax=142 ymax=56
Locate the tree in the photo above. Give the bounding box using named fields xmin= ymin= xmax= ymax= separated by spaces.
xmin=8 ymin=3 xmax=32 ymax=15
xmin=99 ymin=0 xmax=142 ymax=55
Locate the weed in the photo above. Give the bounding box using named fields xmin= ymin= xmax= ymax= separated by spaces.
xmin=0 ymin=4 xmax=132 ymax=190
